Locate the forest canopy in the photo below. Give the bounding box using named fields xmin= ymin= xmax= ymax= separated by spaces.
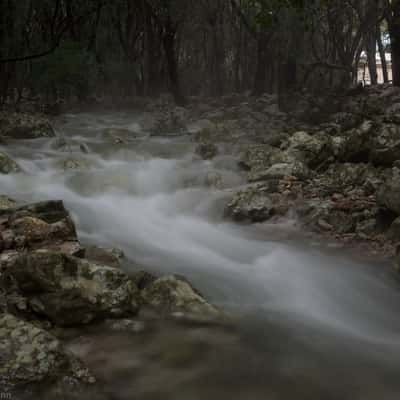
xmin=0 ymin=0 xmax=399 ymax=107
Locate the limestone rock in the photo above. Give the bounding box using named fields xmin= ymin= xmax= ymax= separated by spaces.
xmin=1 ymin=250 xmax=140 ymax=326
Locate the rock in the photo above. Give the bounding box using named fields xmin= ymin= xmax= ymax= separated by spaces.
xmin=141 ymin=275 xmax=220 ymax=318
xmin=225 ymin=183 xmax=289 ymax=223
xmin=0 ymin=201 xmax=78 ymax=253
xmin=377 ymin=169 xmax=400 ymax=215
xmin=287 ymin=131 xmax=333 ymax=167
xmin=0 ymin=313 xmax=94 ymax=391
xmin=1 ymin=250 xmax=139 ymax=326
xmin=84 ymin=245 xmax=124 ymax=269
xmin=144 ymin=107 xmax=188 ymax=136
xmin=195 ymin=143 xmax=218 ymax=160
xmin=62 ymin=158 xmax=90 ymax=171
xmin=50 ymin=137 xmax=90 ymax=153
xmin=341 ymin=120 xmax=374 ymax=162
xmin=370 ymin=124 xmax=400 ymax=166
xmin=387 ymin=217 xmax=400 ymax=241
xmin=251 ymin=161 xmax=310 ymax=182
xmin=0 ymin=195 xmax=17 ymax=210
xmin=0 ymin=151 xmax=20 ymax=174
xmin=0 ymin=112 xmax=55 ymax=139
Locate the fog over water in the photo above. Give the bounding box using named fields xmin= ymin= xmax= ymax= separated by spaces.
xmin=2 ymin=112 xmax=400 ymax=399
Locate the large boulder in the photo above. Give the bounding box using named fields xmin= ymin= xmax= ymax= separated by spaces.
xmin=340 ymin=120 xmax=374 ymax=162
xmin=0 ymin=313 xmax=94 ymax=391
xmin=0 ymin=250 xmax=140 ymax=326
xmin=141 ymin=275 xmax=220 ymax=319
xmin=0 ymin=112 xmax=55 ymax=139
xmin=0 ymin=151 xmax=20 ymax=174
xmin=287 ymin=131 xmax=333 ymax=168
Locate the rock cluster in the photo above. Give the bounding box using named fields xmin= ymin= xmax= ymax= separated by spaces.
xmin=0 ymin=198 xmax=221 ymax=396
xmin=0 ymin=112 xmax=55 ymax=140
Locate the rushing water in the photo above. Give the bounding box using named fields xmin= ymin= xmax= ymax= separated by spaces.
xmin=1 ymin=112 xmax=400 ymax=399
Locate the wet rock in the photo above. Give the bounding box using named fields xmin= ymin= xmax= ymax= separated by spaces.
xmin=141 ymin=275 xmax=220 ymax=319
xmin=195 ymin=143 xmax=218 ymax=160
xmin=0 ymin=112 xmax=55 ymax=139
xmin=0 ymin=195 xmax=17 ymax=210
xmin=0 ymin=313 xmax=94 ymax=391
xmin=62 ymin=158 xmax=91 ymax=171
xmin=50 ymin=137 xmax=90 ymax=153
xmin=84 ymin=245 xmax=124 ymax=269
xmin=1 ymin=250 xmax=140 ymax=326
xmin=0 ymin=151 xmax=20 ymax=174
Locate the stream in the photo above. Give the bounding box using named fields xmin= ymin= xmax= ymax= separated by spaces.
xmin=1 ymin=112 xmax=400 ymax=399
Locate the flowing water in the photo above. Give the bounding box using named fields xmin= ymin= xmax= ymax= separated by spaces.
xmin=1 ymin=112 xmax=400 ymax=399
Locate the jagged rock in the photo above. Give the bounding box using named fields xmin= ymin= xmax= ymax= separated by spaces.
xmin=251 ymin=161 xmax=310 ymax=182
xmin=195 ymin=143 xmax=218 ymax=160
xmin=0 ymin=152 xmax=20 ymax=174
xmin=225 ymin=183 xmax=289 ymax=222
xmin=141 ymin=275 xmax=220 ymax=318
xmin=0 ymin=201 xmax=78 ymax=254
xmin=387 ymin=217 xmax=400 ymax=241
xmin=287 ymin=131 xmax=333 ymax=167
xmin=0 ymin=112 xmax=55 ymax=139
xmin=341 ymin=120 xmax=374 ymax=162
xmin=370 ymin=124 xmax=400 ymax=166
xmin=84 ymin=245 xmax=124 ymax=269
xmin=0 ymin=250 xmax=140 ymax=326
xmin=377 ymin=169 xmax=400 ymax=215
xmin=0 ymin=313 xmax=94 ymax=391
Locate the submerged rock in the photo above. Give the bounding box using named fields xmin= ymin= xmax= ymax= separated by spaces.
xmin=0 ymin=151 xmax=20 ymax=174
xmin=84 ymin=245 xmax=124 ymax=269
xmin=195 ymin=143 xmax=218 ymax=160
xmin=1 ymin=250 xmax=140 ymax=326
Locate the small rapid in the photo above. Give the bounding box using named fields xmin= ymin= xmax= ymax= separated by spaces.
xmin=1 ymin=112 xmax=400 ymax=399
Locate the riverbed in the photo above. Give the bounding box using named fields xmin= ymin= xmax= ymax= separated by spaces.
xmin=1 ymin=112 xmax=400 ymax=400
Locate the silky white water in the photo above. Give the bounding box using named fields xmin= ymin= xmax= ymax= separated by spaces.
xmin=1 ymin=112 xmax=400 ymax=399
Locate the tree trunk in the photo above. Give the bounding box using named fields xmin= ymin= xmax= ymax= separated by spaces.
xmin=377 ymin=24 xmax=389 ymax=83
xmin=162 ymin=23 xmax=185 ymax=106
xmin=253 ymin=31 xmax=269 ymax=95
xmin=388 ymin=0 xmax=400 ymax=86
